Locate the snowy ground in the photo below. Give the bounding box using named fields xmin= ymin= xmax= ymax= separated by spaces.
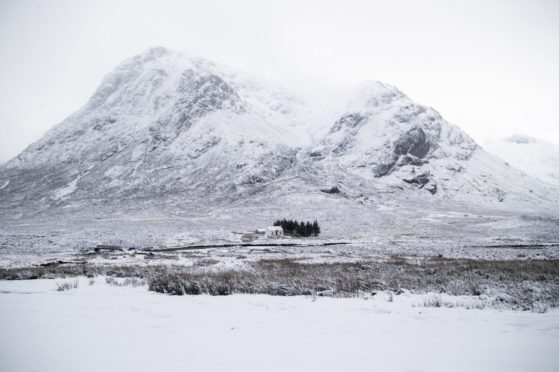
xmin=1 ymin=277 xmax=558 ymax=372
xmin=1 ymin=207 xmax=558 ymax=269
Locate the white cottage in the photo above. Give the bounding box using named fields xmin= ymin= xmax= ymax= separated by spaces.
xmin=265 ymin=226 xmax=284 ymax=238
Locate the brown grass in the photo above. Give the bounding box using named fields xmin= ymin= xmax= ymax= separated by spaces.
xmin=2 ymin=257 xmax=558 ymax=310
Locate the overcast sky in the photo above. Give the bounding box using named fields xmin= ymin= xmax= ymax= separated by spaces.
xmin=1 ymin=0 xmax=558 ymax=163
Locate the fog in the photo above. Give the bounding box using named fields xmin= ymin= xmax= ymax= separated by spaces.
xmin=1 ymin=0 xmax=558 ymax=163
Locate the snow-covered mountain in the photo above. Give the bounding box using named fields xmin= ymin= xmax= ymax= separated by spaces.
xmin=0 ymin=47 xmax=557 ymax=218
xmin=1 ymin=47 xmax=311 ymax=207
xmin=301 ymin=81 xmax=557 ymax=207
xmin=485 ymin=135 xmax=559 ymax=186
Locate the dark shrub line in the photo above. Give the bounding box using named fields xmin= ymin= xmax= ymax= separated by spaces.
xmin=145 ymin=258 xmax=559 ymax=311
xmin=2 ymin=258 xmax=559 ymax=310
xmin=273 ymin=219 xmax=320 ymax=237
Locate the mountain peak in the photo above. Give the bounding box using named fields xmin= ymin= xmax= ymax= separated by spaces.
xmin=129 ymin=46 xmax=209 ymax=67
xmin=137 ymin=46 xmax=173 ymax=59
xmin=346 ymin=80 xmax=405 ymax=113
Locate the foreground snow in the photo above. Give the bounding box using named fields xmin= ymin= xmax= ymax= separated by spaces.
xmin=1 ymin=278 xmax=558 ymax=372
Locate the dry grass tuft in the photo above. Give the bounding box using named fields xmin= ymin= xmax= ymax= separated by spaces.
xmin=56 ymin=279 xmax=79 ymax=291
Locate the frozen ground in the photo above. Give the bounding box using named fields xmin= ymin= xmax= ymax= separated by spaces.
xmin=1 ymin=200 xmax=558 ymax=268
xmin=0 ymin=277 xmax=558 ymax=372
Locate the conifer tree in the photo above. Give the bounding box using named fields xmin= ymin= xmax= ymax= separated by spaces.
xmin=271 ymin=219 xmax=320 ymax=236
xmin=312 ymin=220 xmax=320 ymax=236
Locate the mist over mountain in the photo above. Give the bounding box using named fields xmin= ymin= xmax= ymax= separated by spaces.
xmin=0 ymin=47 xmax=557 ymax=221
xmin=485 ymin=135 xmax=559 ymax=187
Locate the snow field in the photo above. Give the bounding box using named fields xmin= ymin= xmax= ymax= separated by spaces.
xmin=1 ymin=277 xmax=558 ymax=372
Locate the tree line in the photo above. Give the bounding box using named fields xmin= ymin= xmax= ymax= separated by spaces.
xmin=273 ymin=219 xmax=320 ymax=237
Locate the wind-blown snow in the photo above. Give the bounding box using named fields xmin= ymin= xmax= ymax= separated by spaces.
xmin=1 ymin=278 xmax=558 ymax=372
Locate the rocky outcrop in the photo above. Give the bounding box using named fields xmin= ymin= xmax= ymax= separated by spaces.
xmin=375 ymin=127 xmax=431 ymax=177
xmin=403 ymin=171 xmax=437 ymax=194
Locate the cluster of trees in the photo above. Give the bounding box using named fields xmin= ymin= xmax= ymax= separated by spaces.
xmin=273 ymin=219 xmax=320 ymax=237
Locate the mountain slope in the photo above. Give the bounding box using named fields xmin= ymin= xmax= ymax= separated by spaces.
xmin=485 ymin=135 xmax=559 ymax=186
xmin=0 ymin=47 xmax=311 ymax=209
xmin=302 ymin=81 xmax=555 ymax=206
xmin=0 ymin=47 xmax=557 ymax=219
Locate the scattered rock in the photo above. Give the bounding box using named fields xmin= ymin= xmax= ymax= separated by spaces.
xmin=321 ymin=186 xmax=340 ymax=194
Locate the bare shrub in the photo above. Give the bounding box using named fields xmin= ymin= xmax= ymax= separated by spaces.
xmin=3 ymin=258 xmax=559 ymax=311
xmin=122 ymin=277 xmax=145 ymax=287
xmin=531 ymin=303 xmax=549 ymax=313
xmin=422 ymin=295 xmax=443 ymax=307
xmin=419 ymin=295 xmax=485 ymax=310
xmin=56 ymin=279 xmax=79 ymax=291
xmin=105 ymin=276 xmax=119 ymax=286
xmin=104 ymin=276 xmax=145 ymax=287
xmin=469 ymin=284 xmax=482 ymax=296
xmin=143 ymin=258 xmax=559 ymax=311
xmin=0 ymin=263 xmax=151 ymax=281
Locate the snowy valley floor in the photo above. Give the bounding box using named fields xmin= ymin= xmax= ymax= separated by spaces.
xmin=0 ymin=277 xmax=558 ymax=372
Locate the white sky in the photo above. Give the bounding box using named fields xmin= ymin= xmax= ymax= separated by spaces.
xmin=1 ymin=0 xmax=558 ymax=163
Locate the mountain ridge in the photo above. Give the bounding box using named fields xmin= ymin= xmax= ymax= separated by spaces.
xmin=0 ymin=47 xmax=557 ymax=219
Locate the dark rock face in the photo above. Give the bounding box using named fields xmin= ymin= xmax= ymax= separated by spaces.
xmin=403 ymin=171 xmax=431 ymax=186
xmin=403 ymin=171 xmax=437 ymax=194
xmin=396 ymin=155 xmax=427 ymax=168
xmin=394 ymin=127 xmax=430 ymax=159
xmin=176 ymin=70 xmax=241 ymax=120
xmin=321 ymin=186 xmax=341 ymax=194
xmin=375 ymin=163 xmax=396 ymax=178
xmin=375 ymin=127 xmax=431 ymax=177
xmin=425 ymin=183 xmax=437 ymax=195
